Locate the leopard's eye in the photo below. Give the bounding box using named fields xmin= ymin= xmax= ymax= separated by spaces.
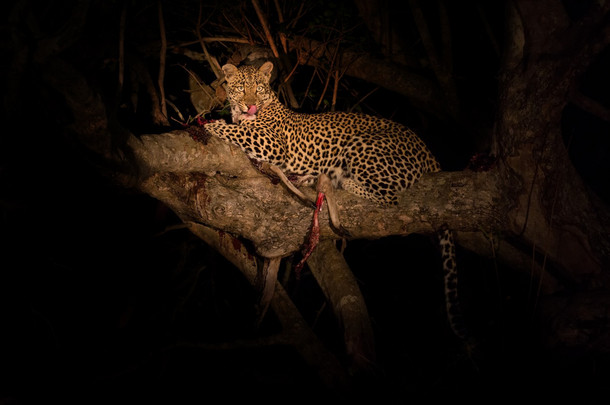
xmin=234 ymin=86 xmax=244 ymax=92
xmin=256 ymin=85 xmax=265 ymax=92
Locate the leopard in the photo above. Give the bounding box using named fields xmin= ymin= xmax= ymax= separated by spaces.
xmin=203 ymin=61 xmax=466 ymax=340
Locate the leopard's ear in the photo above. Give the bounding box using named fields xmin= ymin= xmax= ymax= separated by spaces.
xmin=259 ymin=61 xmax=273 ymax=82
xmin=222 ymin=64 xmax=239 ymax=82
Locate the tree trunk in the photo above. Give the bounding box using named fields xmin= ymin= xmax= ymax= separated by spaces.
xmin=493 ymin=0 xmax=610 ymax=349
xmin=497 ymin=0 xmax=610 ymax=278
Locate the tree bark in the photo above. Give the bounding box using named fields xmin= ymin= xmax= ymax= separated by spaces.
xmin=128 ymin=130 xmax=503 ymax=259
xmin=185 ymin=222 xmax=353 ymax=392
xmin=497 ymin=0 xmax=610 ymax=280
xmin=493 ymin=0 xmax=610 ymax=349
xmin=307 ymin=240 xmax=376 ymax=375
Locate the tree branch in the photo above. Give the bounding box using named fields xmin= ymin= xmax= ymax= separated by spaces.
xmin=497 ymin=0 xmax=610 ymax=282
xmin=156 ymin=1 xmax=169 ymax=126
xmin=251 ymin=0 xmax=281 ymax=59
xmin=289 ymin=36 xmax=448 ymax=119
xmin=185 ymin=222 xmax=352 ymax=392
xmin=570 ymin=89 xmax=610 ymax=123
xmin=308 ymin=240 xmax=376 ymax=375
xmin=127 ymin=130 xmax=503 ymax=260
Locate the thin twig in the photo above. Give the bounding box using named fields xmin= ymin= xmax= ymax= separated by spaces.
xmin=476 ymin=4 xmax=501 ymax=58
xmin=283 ymin=60 xmax=300 ymax=84
xmin=251 ymin=0 xmax=280 ymax=58
xmin=157 ymin=1 xmax=168 ymax=123
xmin=409 ymin=0 xmax=458 ymax=117
xmin=287 ymin=1 xmax=307 ymax=29
xmin=222 ymin=10 xmax=250 ymax=41
xmin=409 ymin=0 xmax=441 ymax=77
xmin=342 ymin=81 xmax=381 ymax=116
xmin=166 ymin=99 xmax=185 ymax=123
xmin=179 ymin=64 xmax=216 ymax=100
xmin=570 ymin=89 xmax=610 ymax=122
xmin=299 ymin=66 xmax=318 ymax=109
xmin=249 ymin=0 xmax=299 ymax=109
xmin=177 ymin=37 xmax=252 ymax=47
xmin=315 ymin=67 xmax=332 ymax=111
xmin=117 ymin=4 xmax=126 ymax=95
xmin=315 ymin=39 xmax=341 ymax=111
xmin=331 ymin=70 xmax=339 ymax=111
xmin=348 ymin=86 xmax=379 ymax=113
xmin=273 ymin=0 xmax=288 ymax=53
xmin=438 ymin=1 xmax=453 ymax=72
xmin=197 ymin=3 xmax=222 ymax=79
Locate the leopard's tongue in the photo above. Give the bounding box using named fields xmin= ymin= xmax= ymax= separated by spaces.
xmin=247 ymin=105 xmax=258 ymax=115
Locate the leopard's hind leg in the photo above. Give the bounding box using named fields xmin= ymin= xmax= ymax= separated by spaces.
xmin=294 ymin=174 xmax=349 ymax=276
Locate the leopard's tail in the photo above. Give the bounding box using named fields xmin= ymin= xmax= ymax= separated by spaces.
xmin=438 ymin=224 xmax=468 ymax=340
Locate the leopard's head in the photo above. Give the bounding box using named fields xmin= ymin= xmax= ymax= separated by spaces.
xmin=222 ymin=61 xmax=275 ymax=123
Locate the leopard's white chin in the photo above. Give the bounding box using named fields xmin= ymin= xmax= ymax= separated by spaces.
xmin=236 ymin=105 xmax=258 ymax=122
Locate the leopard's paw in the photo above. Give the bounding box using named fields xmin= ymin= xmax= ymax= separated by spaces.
xmin=203 ymin=118 xmax=225 ymax=126
xmin=236 ymin=114 xmax=256 ymax=123
xmin=202 ymin=118 xmax=225 ymax=132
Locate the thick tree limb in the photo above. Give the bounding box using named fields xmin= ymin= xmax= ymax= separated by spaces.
xmin=128 ymin=130 xmax=504 ymax=259
xmin=487 ymin=1 xmax=610 ymax=350
xmin=185 ymin=222 xmax=352 ymax=393
xmin=497 ymin=1 xmax=610 ymax=282
xmin=128 ymin=125 xmax=610 ymax=307
xmin=307 ymin=240 xmax=377 ymax=376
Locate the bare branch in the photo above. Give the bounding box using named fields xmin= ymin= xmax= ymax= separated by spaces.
xmin=569 ymin=90 xmax=610 ymax=122
xmin=177 ymin=37 xmax=252 ymax=46
xmin=251 ymin=0 xmax=281 ymax=59
xmin=117 ymin=5 xmax=126 ymax=95
xmin=289 ymin=36 xmax=447 ymax=118
xmin=408 ymin=0 xmax=458 ymax=117
xmin=496 ymin=0 xmax=610 ymax=283
xmin=127 ymin=130 xmax=503 ymax=259
xmin=196 ymin=3 xmax=223 ymax=79
xmin=156 ymin=1 xmax=169 ymax=125
xmin=308 ymin=240 xmax=376 ymax=374
xmin=273 ymin=0 xmax=288 ymax=53
xmin=185 ymin=223 xmax=352 ymax=392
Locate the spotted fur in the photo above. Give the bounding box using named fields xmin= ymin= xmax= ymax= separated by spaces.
xmin=438 ymin=225 xmax=467 ymax=339
xmin=204 ymin=61 xmax=465 ymax=338
xmin=205 ymin=62 xmax=440 ymax=205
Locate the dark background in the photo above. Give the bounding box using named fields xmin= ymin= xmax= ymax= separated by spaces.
xmin=1 ymin=0 xmax=609 ymax=404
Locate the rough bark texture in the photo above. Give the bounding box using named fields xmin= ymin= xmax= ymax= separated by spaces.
xmin=129 ymin=130 xmax=503 ymax=259
xmin=497 ymin=0 xmax=610 ymax=279
xmin=185 ymin=223 xmax=353 ymax=393
xmin=493 ymin=0 xmax=610 ymax=349
xmin=307 ymin=240 xmax=376 ymax=375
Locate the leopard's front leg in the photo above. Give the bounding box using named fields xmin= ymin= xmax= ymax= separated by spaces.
xmin=204 ymin=120 xmax=286 ymax=166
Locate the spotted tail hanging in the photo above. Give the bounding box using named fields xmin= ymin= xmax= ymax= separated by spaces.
xmin=438 ymin=224 xmax=468 ymax=340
